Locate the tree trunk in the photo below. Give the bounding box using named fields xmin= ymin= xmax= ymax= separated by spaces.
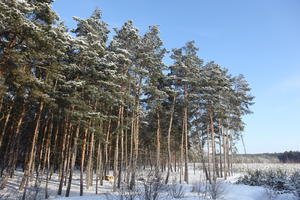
xmin=104 ymin=118 xmax=111 ymax=178
xmin=80 ymin=127 xmax=89 ymax=196
xmin=65 ymin=125 xmax=80 ymax=197
xmin=184 ymin=105 xmax=189 ymax=183
xmin=129 ymin=78 xmax=141 ymax=189
xmin=127 ymin=111 xmax=134 ymax=185
xmin=113 ymin=106 xmax=121 ymax=191
xmin=0 ymin=104 xmax=12 ymax=148
xmin=117 ymin=105 xmax=124 ymax=188
xmin=165 ymin=96 xmax=175 ymax=184
xmin=42 ymin=114 xmax=54 ymax=175
xmin=95 ymin=141 xmax=102 ymax=194
xmin=208 ymin=110 xmax=217 ymax=182
xmin=57 ymin=117 xmax=71 ymax=195
xmin=218 ymin=122 xmax=223 ymax=178
xmin=206 ymin=125 xmax=211 ymax=182
xmin=155 ymin=111 xmax=161 ymax=177
xmin=0 ymin=104 xmax=25 ymax=189
xmin=183 ymin=88 xmax=189 ymax=184
xmin=20 ymin=101 xmax=44 ymax=191
xmin=44 ymin=138 xmax=51 ymax=199
xmin=180 ymin=120 xmax=184 ymax=184
xmin=222 ymin=127 xmax=227 ymax=180
xmin=198 ymin=131 xmax=211 ymax=184
xmin=86 ymin=123 xmax=94 ymax=189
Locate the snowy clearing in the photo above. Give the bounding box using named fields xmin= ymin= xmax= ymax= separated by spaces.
xmin=1 ymin=163 xmax=299 ymax=200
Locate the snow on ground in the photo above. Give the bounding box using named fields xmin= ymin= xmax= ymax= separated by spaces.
xmin=53 ymin=183 xmax=298 ymax=200
xmin=1 ymin=163 xmax=299 ymax=200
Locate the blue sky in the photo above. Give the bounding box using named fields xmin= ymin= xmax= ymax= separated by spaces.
xmin=52 ymin=0 xmax=300 ymax=154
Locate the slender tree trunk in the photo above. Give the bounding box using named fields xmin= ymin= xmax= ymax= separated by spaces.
xmin=124 ymin=112 xmax=128 ymax=180
xmin=42 ymin=114 xmax=54 ymax=175
xmin=50 ymin=120 xmax=60 ymax=180
xmin=127 ymin=111 xmax=134 ymax=185
xmin=165 ymin=96 xmax=175 ymax=184
xmin=57 ymin=117 xmax=70 ymax=195
xmin=34 ymin=115 xmax=50 ymax=185
xmin=65 ymin=125 xmax=80 ymax=197
xmin=0 ymin=104 xmax=25 ymax=189
xmin=20 ymin=101 xmax=44 ymax=192
xmin=180 ymin=120 xmax=184 ymax=184
xmin=117 ymin=105 xmax=124 ymax=188
xmin=198 ymin=131 xmax=211 ymax=184
xmin=104 ymin=119 xmax=111 ymax=178
xmin=184 ymin=106 xmax=189 ymax=183
xmin=80 ymin=127 xmax=89 ymax=196
xmin=20 ymin=101 xmax=44 ymax=200
xmin=113 ymin=106 xmax=121 ymax=191
xmin=218 ymin=122 xmax=223 ymax=178
xmin=95 ymin=141 xmax=102 ymax=194
xmin=229 ymin=134 xmax=233 ymax=176
xmin=206 ymin=125 xmax=211 ymax=181
xmin=86 ymin=123 xmax=94 ymax=189
xmin=183 ymin=89 xmax=189 ymax=184
xmin=45 ymin=139 xmax=51 ymax=199
xmin=0 ymin=104 xmax=12 ymax=148
xmin=222 ymin=127 xmax=227 ymax=179
xmin=208 ymin=110 xmax=217 ymax=182
xmin=64 ymin=128 xmax=72 ymax=186
xmin=155 ymin=111 xmax=161 ymax=177
xmin=130 ymin=78 xmax=142 ymax=189
xmin=226 ymin=130 xmax=231 ymax=177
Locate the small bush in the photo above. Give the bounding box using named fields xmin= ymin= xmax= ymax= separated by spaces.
xmin=237 ymin=169 xmax=300 ymax=196
xmin=105 ymin=185 xmax=140 ymax=200
xmin=290 ymin=171 xmax=300 ymax=198
xmin=142 ymin=179 xmax=164 ymax=200
xmin=264 ymin=187 xmax=279 ymax=200
xmin=207 ymin=181 xmax=225 ymax=200
xmin=168 ymin=183 xmax=185 ymax=199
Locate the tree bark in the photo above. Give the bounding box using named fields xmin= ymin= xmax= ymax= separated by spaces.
xmin=155 ymin=110 xmax=161 ymax=177
xmin=208 ymin=110 xmax=217 ymax=182
xmin=86 ymin=122 xmax=94 ymax=189
xmin=117 ymin=105 xmax=124 ymax=188
xmin=0 ymin=104 xmax=12 ymax=148
xmin=80 ymin=127 xmax=89 ymax=196
xmin=95 ymin=141 xmax=102 ymax=194
xmin=0 ymin=104 xmax=25 ymax=189
xmin=20 ymin=101 xmax=44 ymax=191
xmin=65 ymin=125 xmax=80 ymax=197
xmin=165 ymin=96 xmax=175 ymax=184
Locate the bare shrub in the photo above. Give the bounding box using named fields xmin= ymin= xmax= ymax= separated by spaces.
xmin=106 ymin=171 xmax=165 ymax=200
xmin=0 ymin=193 xmax=10 ymax=200
xmin=168 ymin=183 xmax=185 ymax=198
xmin=105 ymin=185 xmax=140 ymax=200
xmin=141 ymin=172 xmax=165 ymax=200
xmin=191 ymin=182 xmax=208 ymax=200
xmin=207 ymin=181 xmax=225 ymax=200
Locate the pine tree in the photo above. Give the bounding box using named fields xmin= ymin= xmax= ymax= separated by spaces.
xmin=170 ymin=41 xmax=203 ymax=183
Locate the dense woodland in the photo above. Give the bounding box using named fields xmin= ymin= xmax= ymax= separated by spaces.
xmin=0 ymin=0 xmax=254 ymax=199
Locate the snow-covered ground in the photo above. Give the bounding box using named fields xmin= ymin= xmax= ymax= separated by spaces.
xmin=0 ymin=163 xmax=299 ymax=200
xmin=52 ymin=182 xmax=297 ymax=200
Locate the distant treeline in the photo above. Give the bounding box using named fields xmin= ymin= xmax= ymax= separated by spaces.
xmin=233 ymin=151 xmax=300 ymax=163
xmin=277 ymin=151 xmax=300 ymax=163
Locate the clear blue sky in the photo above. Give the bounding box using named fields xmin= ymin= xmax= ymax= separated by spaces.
xmin=52 ymin=0 xmax=300 ymax=154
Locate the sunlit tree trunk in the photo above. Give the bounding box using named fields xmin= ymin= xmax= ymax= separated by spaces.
xmin=20 ymin=101 xmax=44 ymax=192
xmin=65 ymin=125 xmax=80 ymax=197
xmin=155 ymin=111 xmax=161 ymax=177
xmin=165 ymin=96 xmax=175 ymax=184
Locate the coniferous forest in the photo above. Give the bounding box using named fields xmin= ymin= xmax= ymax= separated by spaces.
xmin=0 ymin=0 xmax=255 ymax=199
